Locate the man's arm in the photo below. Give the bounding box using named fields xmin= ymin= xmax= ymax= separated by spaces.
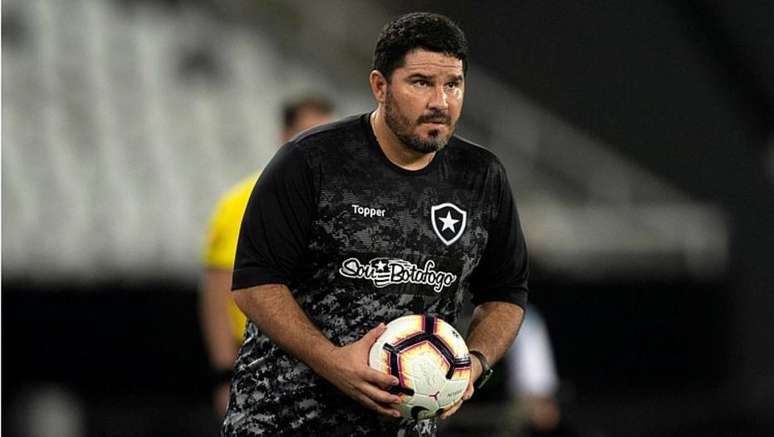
xmin=233 ymin=283 xmax=403 ymax=417
xmin=466 ymin=301 xmax=525 ymax=367
xmin=199 ymin=268 xmax=239 ymax=416
xmin=440 ymin=301 xmax=525 ymax=420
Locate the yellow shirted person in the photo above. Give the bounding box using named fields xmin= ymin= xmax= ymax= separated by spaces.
xmin=203 ymin=174 xmax=257 ymax=341
xmin=200 ymin=95 xmax=333 ymax=417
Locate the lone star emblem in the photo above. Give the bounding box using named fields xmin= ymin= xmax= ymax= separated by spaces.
xmin=431 ymin=203 xmax=467 ymax=246
xmin=439 ymin=211 xmax=460 ymax=232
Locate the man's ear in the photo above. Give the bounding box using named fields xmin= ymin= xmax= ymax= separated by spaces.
xmin=369 ymin=70 xmax=388 ymax=104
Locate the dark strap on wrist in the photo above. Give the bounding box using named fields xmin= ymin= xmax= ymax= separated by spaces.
xmin=211 ymin=368 xmax=234 ymax=386
xmin=469 ymin=350 xmax=490 ymax=372
xmin=469 ymin=350 xmax=493 ymax=390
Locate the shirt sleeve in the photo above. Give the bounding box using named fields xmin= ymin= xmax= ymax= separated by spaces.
xmin=231 ymin=143 xmax=316 ymax=291
xmin=469 ymin=161 xmax=529 ymax=308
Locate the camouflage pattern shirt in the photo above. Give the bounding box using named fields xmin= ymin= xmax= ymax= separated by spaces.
xmin=224 ymin=114 xmax=528 ymax=436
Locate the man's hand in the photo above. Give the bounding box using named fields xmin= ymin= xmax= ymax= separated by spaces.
xmin=213 ymin=382 xmax=230 ymax=417
xmin=439 ymin=351 xmax=482 ymax=420
xmin=441 ymin=302 xmax=525 ymax=421
xmin=234 ymin=285 xmax=403 ymax=418
xmin=319 ymin=323 xmax=403 ymax=418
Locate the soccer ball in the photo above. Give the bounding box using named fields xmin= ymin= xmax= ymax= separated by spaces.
xmin=369 ymin=314 xmax=471 ymax=420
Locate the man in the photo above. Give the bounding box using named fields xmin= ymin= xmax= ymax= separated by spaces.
xmin=199 ymin=95 xmax=334 ymax=417
xmin=225 ymin=12 xmax=528 ymax=436
xmin=506 ymin=306 xmax=563 ymax=436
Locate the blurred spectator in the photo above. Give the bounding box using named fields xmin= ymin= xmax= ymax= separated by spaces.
xmin=198 ymin=95 xmax=334 ymax=417
xmin=10 ymin=386 xmax=85 ymax=437
xmin=506 ymin=305 xmax=564 ymax=436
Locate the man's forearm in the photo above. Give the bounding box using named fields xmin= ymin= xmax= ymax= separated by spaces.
xmin=200 ymin=269 xmax=239 ymax=370
xmin=232 ymin=283 xmax=337 ymax=375
xmin=466 ymin=301 xmax=525 ymax=365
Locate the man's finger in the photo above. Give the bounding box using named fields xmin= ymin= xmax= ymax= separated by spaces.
xmin=440 ymin=398 xmax=463 ymax=420
xmin=357 ymin=394 xmax=402 ymax=418
xmin=362 ymin=367 xmax=399 ymax=389
xmin=363 ymin=323 xmax=386 ymax=343
xmin=445 ymin=381 xmax=474 ymax=418
xmin=360 ymin=382 xmax=402 ymax=405
xmin=463 ymin=382 xmax=474 ymax=401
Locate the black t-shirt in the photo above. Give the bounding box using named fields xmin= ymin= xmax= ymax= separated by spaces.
xmin=223 ymin=114 xmax=528 ymax=437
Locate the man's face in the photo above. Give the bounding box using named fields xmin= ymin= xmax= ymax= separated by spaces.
xmin=284 ymin=108 xmax=333 ymax=141
xmin=384 ymin=49 xmax=465 ymax=153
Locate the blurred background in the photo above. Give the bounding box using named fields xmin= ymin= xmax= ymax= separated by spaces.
xmin=3 ymin=0 xmax=773 ymax=436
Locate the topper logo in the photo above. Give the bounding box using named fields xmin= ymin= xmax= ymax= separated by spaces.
xmin=352 ymin=204 xmax=386 ymax=218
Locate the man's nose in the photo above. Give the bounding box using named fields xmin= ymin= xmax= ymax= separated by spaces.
xmin=427 ymin=85 xmax=449 ymax=110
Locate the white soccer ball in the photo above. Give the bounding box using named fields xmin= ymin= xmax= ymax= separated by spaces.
xmin=369 ymin=314 xmax=471 ymax=420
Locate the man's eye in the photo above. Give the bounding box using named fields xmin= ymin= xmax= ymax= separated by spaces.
xmin=413 ymin=80 xmax=430 ymax=87
xmin=446 ymin=81 xmax=459 ymax=89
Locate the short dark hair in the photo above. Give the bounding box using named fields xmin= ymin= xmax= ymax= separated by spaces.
xmin=373 ymin=12 xmax=468 ymax=81
xmin=282 ymin=95 xmax=334 ymax=131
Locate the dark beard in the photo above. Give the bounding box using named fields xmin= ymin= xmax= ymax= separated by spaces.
xmin=384 ymin=90 xmax=451 ymax=154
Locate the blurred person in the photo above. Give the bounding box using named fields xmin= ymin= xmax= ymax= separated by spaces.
xmin=199 ymin=95 xmax=334 ymax=417
xmin=506 ymin=305 xmax=563 ymax=436
xmin=10 ymin=386 xmax=85 ymax=437
xmin=224 ymin=12 xmax=529 ymax=436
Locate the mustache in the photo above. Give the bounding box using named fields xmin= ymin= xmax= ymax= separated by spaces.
xmin=417 ymin=112 xmax=451 ymax=125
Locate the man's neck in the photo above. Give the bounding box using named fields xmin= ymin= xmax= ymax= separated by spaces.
xmin=370 ymin=109 xmax=436 ymax=171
